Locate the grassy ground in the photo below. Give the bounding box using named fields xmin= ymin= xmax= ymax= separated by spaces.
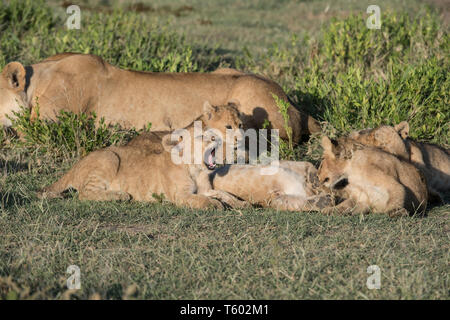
xmin=0 ymin=0 xmax=449 ymax=299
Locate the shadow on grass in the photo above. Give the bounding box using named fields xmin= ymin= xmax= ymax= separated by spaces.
xmin=0 ymin=160 xmax=29 ymax=175
xmin=106 ymin=283 xmax=123 ymax=300
xmin=0 ymin=192 xmax=31 ymax=209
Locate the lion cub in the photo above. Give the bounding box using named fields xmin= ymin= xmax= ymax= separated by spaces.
xmin=38 ymin=102 xmax=245 ymax=209
xmin=349 ymin=121 xmax=450 ymax=199
xmin=318 ymin=136 xmax=428 ymax=216
xmin=201 ymin=161 xmax=331 ymax=211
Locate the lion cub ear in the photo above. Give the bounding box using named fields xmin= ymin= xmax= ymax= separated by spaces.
xmin=2 ymin=62 xmax=26 ymax=92
xmin=394 ymin=121 xmax=409 ymax=139
xmin=321 ymin=136 xmax=336 ymax=159
xmin=203 ymin=101 xmax=217 ymax=120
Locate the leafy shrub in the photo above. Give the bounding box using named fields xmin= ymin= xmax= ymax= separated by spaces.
xmin=237 ymin=34 xmax=309 ymax=85
xmin=240 ymin=11 xmax=448 ymax=146
xmin=40 ymin=12 xmax=199 ymax=72
xmin=294 ymin=57 xmax=449 ymax=143
xmin=272 ymin=93 xmax=293 ymax=153
xmin=320 ymin=12 xmax=446 ymax=72
xmin=7 ymin=106 xmax=144 ymax=158
xmin=0 ymin=0 xmax=55 ymax=37
xmin=291 ymin=12 xmax=449 ymax=145
xmin=0 ymin=0 xmax=57 ymax=66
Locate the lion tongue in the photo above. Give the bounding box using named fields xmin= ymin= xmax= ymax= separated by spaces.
xmin=208 ymin=150 xmax=216 ymax=169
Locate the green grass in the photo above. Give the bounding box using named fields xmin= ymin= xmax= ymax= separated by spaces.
xmin=0 ymin=0 xmax=449 ymax=299
xmin=1 ymin=170 xmax=448 ymax=299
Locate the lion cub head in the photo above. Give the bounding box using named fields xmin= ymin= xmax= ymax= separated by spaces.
xmin=317 ymin=136 xmax=351 ymax=190
xmin=201 ymin=100 xmax=243 ymax=134
xmin=318 ymin=136 xmax=367 ymax=190
xmin=162 ymin=100 xmax=244 ymax=170
xmin=348 ymin=122 xmax=410 ymax=160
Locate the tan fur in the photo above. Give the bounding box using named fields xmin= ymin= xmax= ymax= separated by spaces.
xmin=38 ymin=103 xmax=246 ymax=209
xmin=205 ymin=161 xmax=331 ymax=211
xmin=0 ymin=62 xmax=27 ymax=126
xmin=0 ymin=53 xmax=321 ymax=142
xmin=318 ymin=136 xmax=428 ymax=216
xmin=349 ymin=122 xmax=450 ymax=198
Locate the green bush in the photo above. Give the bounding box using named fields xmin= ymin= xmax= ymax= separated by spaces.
xmin=237 ymin=11 xmax=448 ymax=146
xmin=236 ymin=34 xmax=309 ymax=84
xmin=319 ymin=12 xmax=446 ymax=72
xmin=294 ymin=57 xmax=449 ymax=144
xmin=0 ymin=0 xmax=57 ymax=66
xmin=6 ymin=106 xmax=143 ymax=158
xmin=292 ymin=12 xmax=449 ymax=145
xmin=38 ymin=12 xmax=198 ymax=72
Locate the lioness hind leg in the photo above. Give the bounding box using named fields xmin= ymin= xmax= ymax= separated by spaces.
xmin=37 ymin=189 xmax=64 ymax=200
xmin=77 ymin=168 xmax=130 ymax=201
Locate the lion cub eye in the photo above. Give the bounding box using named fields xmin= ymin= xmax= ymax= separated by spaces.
xmin=225 ymin=125 xmax=232 ymax=129
xmin=238 ymin=124 xmax=243 ymax=129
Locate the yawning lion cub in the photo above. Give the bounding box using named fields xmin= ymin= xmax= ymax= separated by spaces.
xmin=38 ymin=102 xmax=245 ymax=209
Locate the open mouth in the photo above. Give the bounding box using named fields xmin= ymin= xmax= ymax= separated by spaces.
xmin=205 ymin=148 xmax=216 ymax=170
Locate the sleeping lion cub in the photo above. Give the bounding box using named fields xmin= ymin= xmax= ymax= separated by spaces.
xmin=318 ymin=136 xmax=428 ymax=216
xmin=201 ymin=161 xmax=331 ymax=211
xmin=349 ymin=121 xmax=450 ymax=199
xmin=38 ymin=102 xmax=245 ymax=209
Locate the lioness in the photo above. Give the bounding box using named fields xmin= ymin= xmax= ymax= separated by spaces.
xmin=349 ymin=122 xmax=450 ymax=199
xmin=0 ymin=53 xmax=321 ymax=142
xmin=203 ymin=161 xmax=331 ymax=211
xmin=38 ymin=102 xmax=245 ymax=209
xmin=318 ymin=136 xmax=428 ymax=216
